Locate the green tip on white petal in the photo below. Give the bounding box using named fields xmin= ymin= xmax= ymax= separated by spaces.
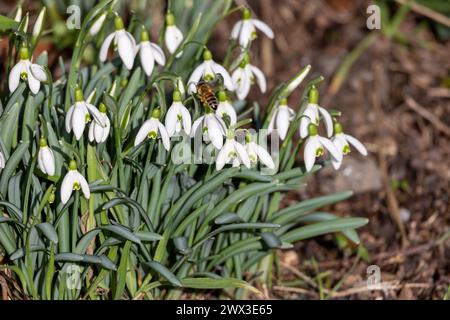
xmin=114 ymin=16 xmax=124 ymax=30
xmin=243 ymin=8 xmax=251 ymax=20
xmin=140 ymin=28 xmax=149 ymax=41
xmin=75 ymin=89 xmax=84 ymax=102
xmin=309 ymin=85 xmax=318 ymax=104
xmin=39 ymin=138 xmax=47 ymax=147
xmin=334 ymin=122 xmax=343 ymax=134
xmin=69 ymin=160 xmax=77 ymax=170
xmin=166 ymin=13 xmax=175 ymax=26
xmin=99 ymin=102 xmax=107 ymax=113
xmin=173 ymin=90 xmax=182 ymax=102
xmin=218 ymin=91 xmax=227 ymax=102
xmin=280 ymin=98 xmax=288 ymax=105
xmin=308 ymin=123 xmax=318 ymax=136
xmin=151 ymin=108 xmax=161 ymax=119
xmin=203 ymin=49 xmax=212 ymax=61
xmin=19 ymin=45 xmax=29 ymax=60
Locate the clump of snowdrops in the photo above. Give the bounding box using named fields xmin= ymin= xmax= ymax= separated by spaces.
xmin=0 ymin=0 xmax=368 ymax=300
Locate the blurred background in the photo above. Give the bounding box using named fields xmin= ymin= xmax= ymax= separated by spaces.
xmin=0 ymin=0 xmax=449 ymax=299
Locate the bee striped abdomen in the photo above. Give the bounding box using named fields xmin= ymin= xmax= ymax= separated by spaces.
xmin=197 ymin=81 xmax=219 ymax=110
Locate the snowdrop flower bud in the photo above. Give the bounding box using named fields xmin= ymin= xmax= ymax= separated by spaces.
xmin=230 ymin=8 xmax=274 ymax=49
xmin=66 ymin=88 xmax=107 ymax=140
xmin=0 ymin=150 xmax=5 ymax=169
xmin=37 ymin=138 xmax=55 ymax=176
xmin=331 ymin=122 xmax=368 ymax=170
xmin=89 ymin=12 xmax=107 ymax=36
xmin=164 ymin=12 xmax=184 ymax=57
xmin=165 ymin=90 xmax=191 ymax=137
xmin=135 ymin=108 xmax=171 ymax=151
xmin=191 ymin=110 xmax=227 ymax=149
xmin=216 ymin=131 xmax=250 ymax=170
xmin=60 ymin=160 xmax=90 ymax=204
xmin=286 ymin=65 xmax=311 ymax=94
xmin=188 ymin=49 xmax=234 ymax=93
xmin=268 ymin=98 xmax=295 ymax=140
xmin=32 ymin=7 xmax=46 ymax=45
xmin=100 ymin=15 xmax=136 ymax=70
xmin=216 ymin=91 xmax=237 ymax=126
xmin=304 ymin=124 xmax=342 ymax=172
xmin=9 ymin=44 xmax=47 ymax=95
xmin=136 ymin=28 xmax=166 ymax=76
xmin=231 ymin=53 xmax=266 ymax=100
xmin=88 ymin=103 xmax=110 ymax=143
xmin=174 ymin=78 xmax=185 ymax=97
xmin=245 ymin=133 xmax=275 ymax=170
xmin=299 ymin=86 xmax=333 ymax=138
xmin=14 ymin=6 xmax=22 ymax=22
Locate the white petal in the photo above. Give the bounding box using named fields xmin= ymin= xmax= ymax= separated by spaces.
xmin=304 ymin=137 xmax=319 ymax=172
xmin=135 ymin=119 xmax=153 ymax=146
xmin=66 ymin=105 xmax=75 ymax=133
xmin=187 ymin=64 xmax=205 ymax=93
xmin=165 ymin=104 xmax=179 ymax=137
xmin=165 ymin=26 xmax=183 ymax=54
xmin=101 ymin=116 xmax=111 ymax=142
xmin=74 ymin=171 xmax=90 ymax=199
xmin=239 ymin=22 xmax=254 ymax=48
xmin=216 ymin=140 xmax=233 ymax=170
xmin=276 ymin=107 xmax=290 ymax=140
xmin=318 ymin=136 xmax=342 ymax=163
xmin=41 ymin=147 xmax=55 ymax=176
xmin=99 ymin=33 xmax=116 ymax=62
xmin=117 ymin=31 xmax=136 ymax=70
xmin=299 ymin=105 xmax=315 ymax=138
xmin=0 ymin=152 xmax=5 ymax=169
xmin=318 ymin=106 xmax=334 ymax=137
xmin=191 ymin=116 xmax=204 ymax=137
xmin=233 ymin=68 xmax=250 ymax=100
xmin=27 ymin=72 xmax=41 ymax=94
xmin=94 ymin=123 xmax=105 ymax=143
xmin=8 ymin=62 xmax=23 ymax=93
xmin=60 ymin=171 xmax=75 ymax=204
xmin=30 ymin=64 xmax=47 ymax=82
xmin=251 ymin=19 xmax=274 ymax=38
xmin=216 ymin=101 xmax=237 ymax=125
xmin=250 ymin=65 xmax=266 ymax=93
xmin=38 ymin=149 xmax=47 ymax=174
xmin=331 ymin=157 xmax=342 ymax=170
xmin=89 ymin=12 xmax=106 ymax=36
xmin=72 ymin=104 xmax=87 ymax=140
xmin=234 ymin=141 xmax=250 ymax=168
xmin=332 ymin=134 xmax=348 ymax=154
xmin=345 ymin=134 xmax=368 ymax=156
xmin=150 ymin=43 xmax=166 ymax=66
xmin=179 ymin=104 xmax=192 ymax=135
xmin=230 ymin=21 xmax=243 ymax=39
xmin=85 ymin=103 xmax=106 ymax=127
xmin=206 ymin=116 xmax=224 ymax=149
xmin=157 ymin=122 xmax=171 ymax=151
xmin=255 ymin=144 xmax=275 ymax=169
xmin=140 ymin=42 xmax=155 ymax=76
xmin=88 ymin=122 xmax=95 ymax=142
xmin=211 ymin=62 xmax=234 ymax=91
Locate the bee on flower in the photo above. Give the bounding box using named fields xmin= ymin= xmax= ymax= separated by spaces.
xmin=9 ymin=44 xmax=47 ymax=95
xmin=231 ymin=53 xmax=266 ymax=100
xmin=231 ymin=8 xmax=274 ymax=49
xmin=331 ymin=122 xmax=368 ymax=169
xmin=135 ymin=108 xmax=171 ymax=151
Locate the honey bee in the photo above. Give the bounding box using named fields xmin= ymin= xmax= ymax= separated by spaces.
xmin=196 ymin=80 xmax=219 ymax=111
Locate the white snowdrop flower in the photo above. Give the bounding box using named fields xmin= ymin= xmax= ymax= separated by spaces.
xmin=216 ymin=132 xmax=251 ymax=170
xmin=230 ymin=8 xmax=274 ymax=49
xmin=9 ymin=45 xmax=47 ymax=95
xmin=89 ymin=12 xmax=107 ymax=36
xmin=60 ymin=160 xmax=90 ymax=204
xmin=0 ymin=150 xmax=5 ymax=169
xmin=164 ymin=12 xmax=184 ymax=57
xmin=66 ymin=89 xmax=107 ymax=141
xmin=100 ymin=15 xmax=136 ymax=70
xmin=187 ymin=49 xmax=234 ymax=93
xmin=245 ymin=134 xmax=275 ymax=170
xmin=267 ymin=98 xmax=295 ymax=140
xmin=215 ymin=91 xmax=237 ymax=126
xmin=165 ymin=90 xmax=191 ymax=137
xmin=88 ymin=103 xmax=110 ymax=143
xmin=136 ymin=28 xmax=166 ymax=76
xmin=331 ymin=122 xmax=368 ymax=170
xmin=191 ymin=112 xmax=227 ymax=149
xmin=231 ymin=54 xmax=266 ymax=100
xmin=299 ymin=86 xmax=333 ymax=138
xmin=304 ymin=124 xmax=342 ymax=172
xmin=37 ymin=138 xmax=55 ymax=176
xmin=135 ymin=108 xmax=170 ymax=151
xmin=32 ymin=6 xmax=46 ymax=42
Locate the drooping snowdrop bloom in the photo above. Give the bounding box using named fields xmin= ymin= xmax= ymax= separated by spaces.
xmin=299 ymin=86 xmax=333 ymax=139
xmin=164 ymin=12 xmax=184 ymax=57
xmin=216 ymin=132 xmax=251 ymax=170
xmin=215 ymin=91 xmax=237 ymax=126
xmin=165 ymin=90 xmax=191 ymax=137
xmin=0 ymin=150 xmax=5 ymax=169
xmin=268 ymin=98 xmax=295 ymax=140
xmin=230 ymin=8 xmax=274 ymax=49
xmin=88 ymin=103 xmax=110 ymax=143
xmin=245 ymin=134 xmax=275 ymax=170
xmin=9 ymin=45 xmax=47 ymax=95
xmin=100 ymin=15 xmax=136 ymax=70
xmin=136 ymin=28 xmax=166 ymax=76
xmin=66 ymin=89 xmax=107 ymax=140
xmin=231 ymin=54 xmax=266 ymax=100
xmin=187 ymin=49 xmax=234 ymax=93
xmin=60 ymin=160 xmax=90 ymax=204
xmin=135 ymin=108 xmax=170 ymax=151
xmin=191 ymin=112 xmax=227 ymax=149
xmin=37 ymin=138 xmax=55 ymax=176
xmin=89 ymin=12 xmax=107 ymax=36
xmin=331 ymin=122 xmax=368 ymax=170
xmin=303 ymin=124 xmax=342 ymax=172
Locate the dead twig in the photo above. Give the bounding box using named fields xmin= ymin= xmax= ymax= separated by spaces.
xmin=394 ymin=0 xmax=450 ymax=28
xmin=405 ymin=96 xmax=450 ymax=137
